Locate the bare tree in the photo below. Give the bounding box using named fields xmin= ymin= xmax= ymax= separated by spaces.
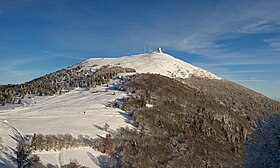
xmin=243 ymin=114 xmax=280 ymax=168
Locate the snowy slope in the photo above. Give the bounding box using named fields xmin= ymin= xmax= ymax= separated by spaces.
xmin=0 ymin=50 xmax=220 ymax=167
xmin=33 ymin=147 xmax=106 ymax=168
xmin=0 ymin=121 xmax=21 ymax=168
xmin=0 ymin=79 xmax=132 ymax=167
xmin=79 ymin=51 xmax=220 ymax=79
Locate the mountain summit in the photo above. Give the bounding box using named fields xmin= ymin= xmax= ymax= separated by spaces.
xmin=79 ymin=50 xmax=220 ymax=79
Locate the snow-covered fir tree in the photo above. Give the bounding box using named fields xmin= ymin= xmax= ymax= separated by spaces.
xmin=243 ymin=113 xmax=280 ymax=167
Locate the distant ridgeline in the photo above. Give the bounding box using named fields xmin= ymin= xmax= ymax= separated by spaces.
xmin=0 ymin=65 xmax=135 ymax=106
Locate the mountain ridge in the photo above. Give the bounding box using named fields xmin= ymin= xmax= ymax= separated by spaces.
xmin=78 ymin=51 xmax=220 ymax=79
xmin=1 ymin=50 xmax=279 ymax=167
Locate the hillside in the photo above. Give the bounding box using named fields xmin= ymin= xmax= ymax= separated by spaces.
xmin=1 ymin=51 xmax=279 ymax=167
xmin=180 ymin=77 xmax=280 ymax=120
xmin=0 ymin=65 xmax=135 ymax=106
xmin=0 ymin=50 xmax=219 ymax=107
xmin=0 ymin=78 xmax=133 ymax=167
xmin=101 ymin=74 xmax=280 ymax=167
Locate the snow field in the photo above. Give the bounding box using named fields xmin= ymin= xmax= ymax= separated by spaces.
xmin=80 ymin=52 xmax=220 ymax=79
xmin=0 ymin=79 xmax=132 ymax=167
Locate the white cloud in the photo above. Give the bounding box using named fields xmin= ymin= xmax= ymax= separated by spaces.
xmin=43 ymin=50 xmax=87 ymax=60
xmin=263 ymin=38 xmax=280 ymax=51
xmin=0 ymin=55 xmax=56 ymax=84
xmin=235 ymin=79 xmax=265 ymax=82
xmin=218 ymin=70 xmax=273 ymax=74
xmin=238 ymin=21 xmax=280 ymax=34
xmin=173 ymin=0 xmax=280 ymax=58
xmin=0 ymin=67 xmax=46 ymax=84
xmin=40 ymin=0 xmax=280 ymax=61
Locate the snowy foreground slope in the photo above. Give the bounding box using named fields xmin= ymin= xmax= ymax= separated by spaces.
xmin=0 ymin=80 xmax=131 ymax=167
xmin=79 ymin=51 xmax=220 ymax=79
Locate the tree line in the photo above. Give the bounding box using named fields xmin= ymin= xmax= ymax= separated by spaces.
xmin=0 ymin=65 xmax=135 ymax=106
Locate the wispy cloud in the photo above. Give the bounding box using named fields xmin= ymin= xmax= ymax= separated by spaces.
xmin=238 ymin=21 xmax=280 ymax=34
xmin=218 ymin=70 xmax=273 ymax=74
xmin=0 ymin=55 xmax=52 ymax=67
xmin=235 ymin=79 xmax=265 ymax=82
xmin=0 ymin=55 xmax=55 ymax=84
xmin=34 ymin=0 xmax=280 ymax=61
xmin=43 ymin=51 xmax=87 ymax=60
xmin=161 ymin=0 xmax=280 ymax=91
xmin=0 ymin=67 xmax=45 ymax=84
xmin=171 ymin=0 xmax=280 ymax=62
xmin=0 ymin=50 xmax=90 ymax=84
xmin=263 ymin=37 xmax=280 ymax=51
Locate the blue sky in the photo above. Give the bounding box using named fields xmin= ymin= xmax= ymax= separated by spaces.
xmin=0 ymin=0 xmax=280 ymax=98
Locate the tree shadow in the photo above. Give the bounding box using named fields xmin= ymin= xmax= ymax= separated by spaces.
xmin=118 ymin=111 xmax=137 ymax=127
xmin=0 ymin=150 xmax=16 ymax=168
xmin=9 ymin=134 xmax=20 ymax=144
xmin=0 ymin=129 xmax=24 ymax=168
xmin=87 ymin=152 xmax=110 ymax=168
xmin=92 ymin=124 xmax=103 ymax=131
xmin=7 ymin=146 xmax=16 ymax=155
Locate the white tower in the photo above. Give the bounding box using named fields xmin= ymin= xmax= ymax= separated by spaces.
xmin=156 ymin=48 xmax=163 ymax=53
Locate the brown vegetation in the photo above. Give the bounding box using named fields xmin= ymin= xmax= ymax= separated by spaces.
xmin=99 ymin=74 xmax=280 ymax=168
xmin=28 ymin=134 xmax=93 ymax=152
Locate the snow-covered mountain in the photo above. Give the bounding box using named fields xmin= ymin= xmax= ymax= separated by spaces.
xmin=0 ymin=50 xmax=222 ymax=167
xmin=2 ymin=49 xmax=279 ymax=167
xmin=79 ymin=50 xmax=220 ymax=79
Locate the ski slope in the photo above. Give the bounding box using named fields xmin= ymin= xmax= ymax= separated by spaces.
xmin=79 ymin=51 xmax=220 ymax=79
xmin=0 ymin=79 xmax=132 ymax=167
